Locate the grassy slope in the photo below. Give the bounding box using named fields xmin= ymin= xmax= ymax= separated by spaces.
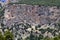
xmin=10 ymin=0 xmax=60 ymax=6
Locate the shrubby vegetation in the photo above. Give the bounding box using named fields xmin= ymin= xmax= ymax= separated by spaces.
xmin=10 ymin=0 xmax=60 ymax=6
xmin=0 ymin=30 xmax=14 ymax=40
xmin=25 ymin=23 xmax=60 ymax=40
xmin=0 ymin=27 xmax=60 ymax=40
xmin=0 ymin=21 xmax=60 ymax=40
xmin=25 ymin=34 xmax=60 ymax=40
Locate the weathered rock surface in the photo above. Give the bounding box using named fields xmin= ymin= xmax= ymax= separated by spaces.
xmin=4 ymin=4 xmax=60 ymax=27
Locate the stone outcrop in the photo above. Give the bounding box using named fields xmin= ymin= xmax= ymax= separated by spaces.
xmin=4 ymin=4 xmax=60 ymax=27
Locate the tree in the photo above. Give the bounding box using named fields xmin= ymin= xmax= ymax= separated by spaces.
xmin=0 ymin=31 xmax=4 ymax=40
xmin=53 ymin=37 xmax=59 ymax=40
xmin=29 ymin=30 xmax=35 ymax=40
xmin=4 ymin=30 xmax=14 ymax=40
xmin=43 ymin=36 xmax=53 ymax=40
xmin=38 ymin=34 xmax=43 ymax=40
xmin=35 ymin=35 xmax=38 ymax=40
xmin=25 ymin=37 xmax=30 ymax=40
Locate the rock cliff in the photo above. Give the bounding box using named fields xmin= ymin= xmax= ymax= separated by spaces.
xmin=4 ymin=4 xmax=60 ymax=27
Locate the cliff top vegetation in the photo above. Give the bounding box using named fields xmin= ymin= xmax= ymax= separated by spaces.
xmin=10 ymin=0 xmax=60 ymax=6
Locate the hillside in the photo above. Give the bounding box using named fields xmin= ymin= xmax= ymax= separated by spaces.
xmin=0 ymin=0 xmax=60 ymax=40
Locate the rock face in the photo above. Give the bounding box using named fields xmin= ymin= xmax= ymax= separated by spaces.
xmin=4 ymin=4 xmax=60 ymax=27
